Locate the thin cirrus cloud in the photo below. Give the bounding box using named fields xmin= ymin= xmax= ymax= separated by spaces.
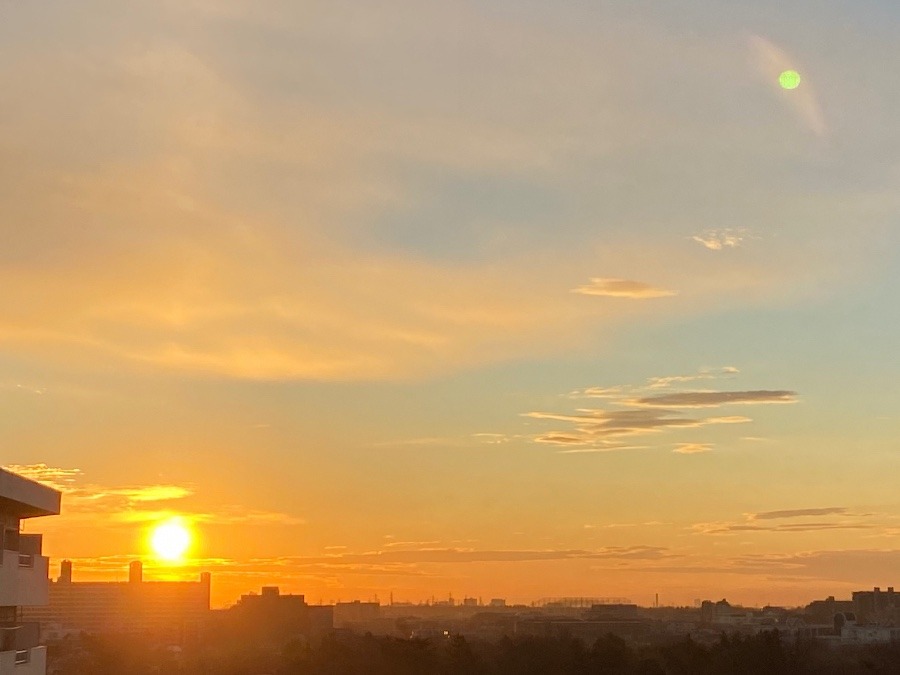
xmin=646 ymin=367 xmax=739 ymax=389
xmin=631 ymin=390 xmax=798 ymax=408
xmin=673 ymin=443 xmax=714 ymax=455
xmin=750 ymin=507 xmax=849 ymax=520
xmin=571 ymin=278 xmax=677 ymax=299
xmin=693 ymin=506 xmax=871 ymax=535
xmin=734 ymin=550 xmax=900 ymax=583
xmin=292 ymin=545 xmax=674 ymax=566
xmin=528 ymin=409 xmax=750 ymax=439
xmin=524 ymin=371 xmax=796 ymax=452
xmin=694 ymin=521 xmax=873 ymax=535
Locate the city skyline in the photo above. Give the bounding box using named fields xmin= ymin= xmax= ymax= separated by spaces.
xmin=4 ymin=0 xmax=900 ymax=610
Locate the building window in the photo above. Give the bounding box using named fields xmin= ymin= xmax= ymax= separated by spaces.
xmin=2 ymin=529 xmax=19 ymax=552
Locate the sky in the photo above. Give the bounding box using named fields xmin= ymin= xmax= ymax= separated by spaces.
xmin=2 ymin=0 xmax=900 ymax=609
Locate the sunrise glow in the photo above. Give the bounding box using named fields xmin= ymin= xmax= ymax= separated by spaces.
xmin=150 ymin=518 xmax=191 ymax=562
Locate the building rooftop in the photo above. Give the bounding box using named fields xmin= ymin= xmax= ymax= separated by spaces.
xmin=0 ymin=468 xmax=61 ymax=518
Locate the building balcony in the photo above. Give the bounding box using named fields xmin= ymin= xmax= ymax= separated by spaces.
xmin=0 ymin=623 xmax=44 ymax=674
xmin=0 ymin=547 xmax=50 ymax=608
xmin=0 ymin=645 xmax=47 ymax=674
xmin=1 ymin=622 xmax=40 ymax=654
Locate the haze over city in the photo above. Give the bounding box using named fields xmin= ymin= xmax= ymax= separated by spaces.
xmin=3 ymin=0 xmax=900 ymax=612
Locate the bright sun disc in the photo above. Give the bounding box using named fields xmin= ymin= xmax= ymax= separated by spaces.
xmin=151 ymin=519 xmax=191 ymax=561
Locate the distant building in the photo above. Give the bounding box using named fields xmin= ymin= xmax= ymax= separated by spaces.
xmin=223 ymin=587 xmax=332 ymax=645
xmin=805 ymin=595 xmax=854 ymax=625
xmin=1 ymin=467 xmax=61 ymax=675
xmin=489 ymin=599 xmax=506 ymax=608
xmin=852 ymin=587 xmax=900 ymax=624
xmin=700 ymin=599 xmax=752 ymax=626
xmin=23 ymin=561 xmax=210 ymax=643
xmin=841 ymin=624 xmax=900 ymax=645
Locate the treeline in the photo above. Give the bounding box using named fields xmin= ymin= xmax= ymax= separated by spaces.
xmin=50 ymin=630 xmax=900 ymax=674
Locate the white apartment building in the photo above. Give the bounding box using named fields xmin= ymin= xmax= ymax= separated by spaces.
xmin=0 ymin=469 xmax=61 ymax=675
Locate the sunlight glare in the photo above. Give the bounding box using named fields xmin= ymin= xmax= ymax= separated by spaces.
xmin=150 ymin=518 xmax=191 ymax=562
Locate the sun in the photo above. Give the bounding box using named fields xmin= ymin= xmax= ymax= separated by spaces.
xmin=150 ymin=518 xmax=191 ymax=562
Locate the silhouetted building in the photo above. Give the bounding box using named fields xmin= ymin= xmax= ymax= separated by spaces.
xmin=23 ymin=562 xmax=210 ymax=643
xmin=700 ymin=599 xmax=752 ymax=626
xmin=1 ymin=467 xmax=61 ymax=674
xmin=805 ymin=595 xmax=854 ymax=625
xmin=224 ymin=587 xmax=332 ymax=646
xmin=853 ymin=587 xmax=900 ymax=624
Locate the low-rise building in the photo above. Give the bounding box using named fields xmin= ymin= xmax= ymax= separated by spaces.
xmin=223 ymin=587 xmax=333 ymax=646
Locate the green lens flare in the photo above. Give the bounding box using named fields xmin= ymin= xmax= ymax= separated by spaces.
xmin=779 ymin=70 xmax=801 ymax=90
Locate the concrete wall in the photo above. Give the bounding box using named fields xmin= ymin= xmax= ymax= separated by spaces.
xmin=0 ymin=646 xmax=47 ymax=675
xmin=0 ymin=551 xmax=50 ymax=608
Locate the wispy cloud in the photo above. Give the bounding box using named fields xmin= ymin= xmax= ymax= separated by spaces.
xmin=631 ymin=390 xmax=797 ymax=408
xmin=694 ymin=521 xmax=873 ymax=535
xmin=3 ymin=464 xmax=83 ymax=491
xmin=527 ymin=409 xmax=750 ymax=446
xmin=4 ymin=464 xmax=301 ymax=528
xmin=571 ymin=278 xmax=676 ymax=299
xmin=692 ymin=228 xmax=749 ymax=251
xmin=749 ymin=507 xmax=848 ymax=520
xmin=646 ymin=367 xmax=739 ymax=389
xmin=673 ymin=443 xmax=714 ymax=455
xmin=693 ymin=506 xmax=872 ymax=536
xmin=524 ymin=371 xmax=796 ymax=454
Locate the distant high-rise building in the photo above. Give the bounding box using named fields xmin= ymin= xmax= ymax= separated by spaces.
xmin=23 ymin=562 xmax=210 ymax=643
xmin=1 ymin=467 xmax=61 ymax=675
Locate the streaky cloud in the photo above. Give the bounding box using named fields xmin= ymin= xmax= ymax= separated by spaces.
xmin=751 ymin=507 xmax=848 ymax=520
xmin=571 ymin=278 xmax=676 ymax=299
xmin=633 ymin=390 xmax=797 ymax=408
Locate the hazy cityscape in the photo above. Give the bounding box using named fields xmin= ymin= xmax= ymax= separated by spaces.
xmin=5 ymin=466 xmax=900 ymax=673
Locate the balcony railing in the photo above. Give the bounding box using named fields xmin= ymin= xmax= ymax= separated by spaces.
xmin=1 ymin=531 xmax=41 ymax=555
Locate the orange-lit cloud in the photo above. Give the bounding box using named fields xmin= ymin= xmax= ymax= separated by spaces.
xmin=673 ymin=443 xmax=714 ymax=455
xmin=572 ymin=278 xmax=677 ymax=299
xmin=4 ymin=464 xmax=301 ymax=528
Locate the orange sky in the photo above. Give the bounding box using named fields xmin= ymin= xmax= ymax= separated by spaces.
xmin=4 ymin=0 xmax=900 ymax=608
